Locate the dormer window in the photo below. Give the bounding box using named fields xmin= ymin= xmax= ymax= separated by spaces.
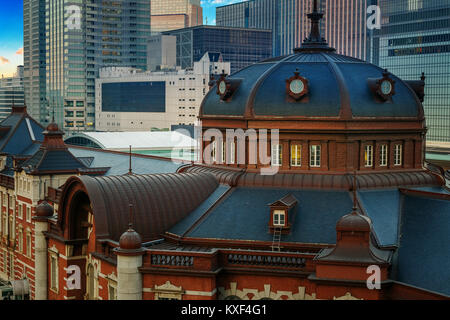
xmin=273 ymin=210 xmax=286 ymax=227
xmin=268 ymin=194 xmax=298 ymax=234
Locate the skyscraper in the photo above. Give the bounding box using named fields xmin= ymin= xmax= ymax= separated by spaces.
xmin=163 ymin=25 xmax=272 ymax=74
xmin=375 ymin=0 xmax=450 ymax=142
xmin=45 ymin=0 xmax=151 ymax=132
xmin=23 ymin=0 xmax=47 ymax=123
xmin=0 ymin=66 xmax=25 ymax=119
xmin=216 ymin=0 xmax=376 ymax=61
xmin=151 ymin=0 xmax=203 ymax=33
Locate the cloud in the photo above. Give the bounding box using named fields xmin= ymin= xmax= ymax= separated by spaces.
xmin=0 ymin=56 xmax=10 ymax=65
xmin=16 ymin=48 xmax=23 ymax=55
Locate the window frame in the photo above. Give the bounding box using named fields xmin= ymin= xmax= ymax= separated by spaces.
xmin=364 ymin=145 xmax=374 ymax=167
xmin=271 ymin=144 xmax=282 ymax=167
xmin=394 ymin=144 xmax=403 ymax=166
xmin=310 ymin=145 xmax=321 ymax=167
xmin=290 ymin=144 xmax=302 ymax=167
xmin=273 ymin=209 xmax=286 ymax=227
xmin=380 ymin=144 xmax=388 ymax=167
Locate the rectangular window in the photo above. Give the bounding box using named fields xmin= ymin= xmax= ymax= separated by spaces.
xmin=26 ymin=233 xmax=31 ymax=257
xmin=271 ymin=144 xmax=282 ymax=166
xmin=18 ymin=230 xmax=23 ymax=253
xmin=394 ymin=144 xmax=402 ymax=166
xmin=273 ymin=210 xmax=286 ymax=227
xmin=222 ymin=141 xmax=226 ymax=164
xmin=290 ymin=144 xmax=302 ymax=167
xmin=50 ymin=255 xmax=58 ymax=291
xmin=211 ymin=140 xmax=217 ymax=163
xmin=26 ymin=207 xmax=31 ymax=222
xmin=229 ymin=141 xmax=235 ymax=164
xmin=310 ymin=145 xmax=321 ymax=167
xmin=18 ymin=204 xmax=23 ymax=219
xmin=380 ymin=144 xmax=388 ymax=167
xmin=365 ymin=145 xmax=373 ymax=167
xmin=108 ymin=283 xmax=117 ymax=300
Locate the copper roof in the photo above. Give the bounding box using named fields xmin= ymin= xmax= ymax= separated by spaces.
xmin=59 ymin=172 xmax=219 ymax=242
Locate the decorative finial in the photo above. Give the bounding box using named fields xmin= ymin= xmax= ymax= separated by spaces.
xmin=128 ymin=204 xmax=134 ymax=229
xmin=128 ymin=145 xmax=133 ymax=175
xmin=421 ymin=72 xmax=425 ymax=81
xmin=295 ymin=0 xmax=335 ymax=53
xmin=352 ymin=171 xmax=358 ymax=214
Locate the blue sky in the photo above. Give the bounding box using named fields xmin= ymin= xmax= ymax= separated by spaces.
xmin=0 ymin=1 xmax=23 ymax=77
xmin=0 ymin=0 xmax=243 ymax=77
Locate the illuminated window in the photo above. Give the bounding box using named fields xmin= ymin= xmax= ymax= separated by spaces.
xmin=271 ymin=144 xmax=282 ymax=166
xmin=310 ymin=145 xmax=321 ymax=167
xmin=394 ymin=144 xmax=402 ymax=166
xmin=290 ymin=144 xmax=302 ymax=167
xmin=365 ymin=145 xmax=373 ymax=167
xmin=380 ymin=144 xmax=388 ymax=167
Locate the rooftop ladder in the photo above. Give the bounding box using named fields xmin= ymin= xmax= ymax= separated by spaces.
xmin=271 ymin=227 xmax=282 ymax=252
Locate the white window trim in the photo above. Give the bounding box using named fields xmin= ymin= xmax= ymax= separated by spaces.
xmin=271 ymin=144 xmax=282 ymax=167
xmin=273 ymin=210 xmax=286 ymax=227
xmin=291 ymin=144 xmax=302 ymax=167
xmin=310 ymin=145 xmax=321 ymax=167
xmin=394 ymin=144 xmax=403 ymax=166
xmin=50 ymin=253 xmax=59 ymax=293
xmin=365 ymin=145 xmax=373 ymax=167
xmin=380 ymin=144 xmax=388 ymax=167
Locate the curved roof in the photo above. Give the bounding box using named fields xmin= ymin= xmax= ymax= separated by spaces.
xmin=60 ymin=172 xmax=219 ymax=242
xmin=200 ymin=51 xmax=423 ymax=120
xmin=65 ymin=131 xmax=197 ymax=151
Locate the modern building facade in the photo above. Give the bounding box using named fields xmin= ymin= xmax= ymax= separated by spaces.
xmin=147 ymin=35 xmax=177 ymax=71
xmin=0 ymin=67 xmax=25 ymax=120
xmin=150 ymin=0 xmax=203 ymax=33
xmin=95 ymin=53 xmax=230 ymax=131
xmin=45 ymin=0 xmax=151 ymax=132
xmin=216 ymin=0 xmax=377 ymax=61
xmin=163 ymin=25 xmax=272 ymax=74
xmin=23 ymin=0 xmax=47 ymax=124
xmin=374 ymin=0 xmax=450 ymax=142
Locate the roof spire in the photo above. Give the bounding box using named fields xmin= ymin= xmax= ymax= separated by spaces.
xmin=128 ymin=145 xmax=133 ymax=175
xmin=352 ymin=171 xmax=358 ymax=214
xmin=128 ymin=203 xmax=134 ymax=229
xmin=295 ymin=0 xmax=335 ymax=53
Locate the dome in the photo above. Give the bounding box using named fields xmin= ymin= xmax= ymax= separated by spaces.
xmin=45 ymin=122 xmax=61 ymax=133
xmin=35 ymin=201 xmax=54 ymax=217
xmin=200 ymin=3 xmax=423 ymax=121
xmin=119 ymin=225 xmax=142 ymax=250
xmin=336 ymin=212 xmax=372 ymax=232
xmin=201 ymin=52 xmax=423 ymax=120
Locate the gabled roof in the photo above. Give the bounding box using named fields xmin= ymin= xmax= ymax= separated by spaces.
xmin=0 ymin=106 xmax=44 ymax=155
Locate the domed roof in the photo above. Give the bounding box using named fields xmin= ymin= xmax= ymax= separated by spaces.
xmin=336 ymin=212 xmax=372 ymax=232
xmin=200 ymin=2 xmax=423 ymax=121
xmin=35 ymin=201 xmax=54 ymax=217
xmin=119 ymin=225 xmax=142 ymax=250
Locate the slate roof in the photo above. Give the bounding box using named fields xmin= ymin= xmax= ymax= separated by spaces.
xmin=395 ymin=192 xmax=450 ymax=296
xmin=0 ymin=107 xmax=44 ymax=155
xmin=201 ymin=52 xmax=422 ymax=119
xmin=20 ymin=149 xmax=88 ymax=174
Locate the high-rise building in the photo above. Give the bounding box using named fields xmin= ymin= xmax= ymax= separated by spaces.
xmin=23 ymin=0 xmax=47 ymax=123
xmin=147 ymin=35 xmax=177 ymax=71
xmin=95 ymin=52 xmax=230 ymax=131
xmin=163 ymin=25 xmax=272 ymax=74
xmin=0 ymin=66 xmax=25 ymax=119
xmin=216 ymin=0 xmax=376 ymax=60
xmin=151 ymin=0 xmax=203 ymax=33
xmin=45 ymin=0 xmax=151 ymax=132
xmin=375 ymin=0 xmax=450 ymax=142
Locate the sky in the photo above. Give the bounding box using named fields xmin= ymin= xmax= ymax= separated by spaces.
xmin=0 ymin=0 xmax=244 ymax=78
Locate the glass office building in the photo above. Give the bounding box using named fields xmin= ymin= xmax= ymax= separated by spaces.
xmin=216 ymin=0 xmax=376 ymax=60
xmin=45 ymin=0 xmax=150 ymax=132
xmin=163 ymin=26 xmax=272 ymax=74
xmin=23 ymin=0 xmax=47 ymax=124
xmin=375 ymin=0 xmax=450 ymax=142
xmin=0 ymin=67 xmax=25 ymax=120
